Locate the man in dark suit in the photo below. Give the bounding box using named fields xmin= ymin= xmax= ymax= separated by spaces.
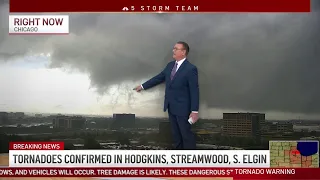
xmin=134 ymin=41 xmax=199 ymax=150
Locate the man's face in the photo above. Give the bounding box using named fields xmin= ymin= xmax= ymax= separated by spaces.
xmin=172 ymin=43 xmax=185 ymax=60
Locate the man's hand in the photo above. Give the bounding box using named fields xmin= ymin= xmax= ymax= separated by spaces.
xmin=189 ymin=112 xmax=199 ymax=123
xmin=133 ymin=85 xmax=143 ymax=92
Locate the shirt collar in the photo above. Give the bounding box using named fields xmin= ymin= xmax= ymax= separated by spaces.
xmin=176 ymin=58 xmax=186 ymax=66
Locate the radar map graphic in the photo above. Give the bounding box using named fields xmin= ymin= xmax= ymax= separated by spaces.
xmin=269 ymin=140 xmax=319 ymax=168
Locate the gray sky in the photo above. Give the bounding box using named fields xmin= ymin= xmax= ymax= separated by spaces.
xmin=0 ymin=1 xmax=320 ymax=120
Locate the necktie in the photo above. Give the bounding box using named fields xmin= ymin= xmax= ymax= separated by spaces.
xmin=170 ymin=62 xmax=178 ymax=80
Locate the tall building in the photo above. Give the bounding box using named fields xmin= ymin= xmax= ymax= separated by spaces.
xmin=111 ymin=113 xmax=135 ymax=129
xmin=8 ymin=112 xmax=25 ymax=119
xmin=222 ymin=112 xmax=265 ymax=137
xmin=267 ymin=121 xmax=293 ymax=133
xmin=35 ymin=114 xmax=43 ymax=118
xmin=52 ymin=115 xmax=86 ymax=129
xmin=0 ymin=112 xmax=8 ymax=124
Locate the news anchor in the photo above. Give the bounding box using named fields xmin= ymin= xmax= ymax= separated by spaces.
xmin=134 ymin=41 xmax=199 ymax=150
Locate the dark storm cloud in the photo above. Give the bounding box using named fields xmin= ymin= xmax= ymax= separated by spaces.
xmin=0 ymin=3 xmax=48 ymax=60
xmin=0 ymin=1 xmax=319 ymax=114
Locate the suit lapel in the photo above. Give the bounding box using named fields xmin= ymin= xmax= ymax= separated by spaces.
xmin=170 ymin=59 xmax=188 ymax=85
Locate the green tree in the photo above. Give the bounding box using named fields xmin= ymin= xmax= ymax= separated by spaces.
xmin=84 ymin=136 xmax=101 ymax=149
xmin=118 ymin=137 xmax=130 ymax=145
xmin=64 ymin=142 xmax=75 ymax=150
xmin=116 ymin=133 xmax=131 ymax=145
xmin=0 ymin=134 xmax=24 ymax=153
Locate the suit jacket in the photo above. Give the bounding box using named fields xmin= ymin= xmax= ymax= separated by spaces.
xmin=142 ymin=59 xmax=199 ymax=116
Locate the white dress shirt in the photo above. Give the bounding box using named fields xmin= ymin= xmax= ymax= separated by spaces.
xmin=141 ymin=58 xmax=198 ymax=114
xmin=175 ymin=58 xmax=186 ymax=72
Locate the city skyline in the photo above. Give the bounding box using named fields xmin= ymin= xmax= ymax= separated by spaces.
xmin=1 ymin=2 xmax=320 ymax=120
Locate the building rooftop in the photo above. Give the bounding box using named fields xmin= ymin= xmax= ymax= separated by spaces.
xmin=223 ymin=112 xmax=265 ymax=115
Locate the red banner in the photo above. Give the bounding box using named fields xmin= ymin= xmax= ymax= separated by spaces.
xmin=0 ymin=168 xmax=319 ymax=179
xmin=10 ymin=0 xmax=311 ymax=13
xmin=9 ymin=142 xmax=64 ymax=150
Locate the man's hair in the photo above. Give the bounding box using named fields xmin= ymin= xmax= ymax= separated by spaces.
xmin=176 ymin=41 xmax=190 ymax=55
